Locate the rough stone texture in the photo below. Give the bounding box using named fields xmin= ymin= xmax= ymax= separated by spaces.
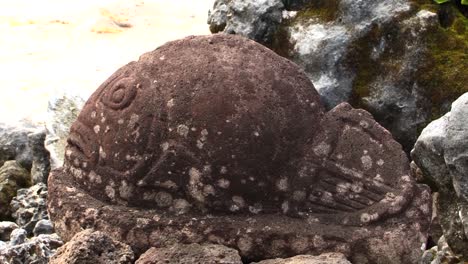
xmin=0 ymin=161 xmax=31 ymax=219
xmin=45 ymin=90 xmax=87 ymax=169
xmin=135 ymin=243 xmax=242 ymax=264
xmin=253 ymin=253 xmax=351 ymax=264
xmin=0 ymin=121 xmax=40 ymax=171
xmin=0 ymin=233 xmax=63 ymax=264
xmin=208 ymin=0 xmax=284 ymax=45
xmin=28 ymin=129 xmax=50 ymax=185
xmin=49 ymin=229 xmax=134 ymax=264
xmin=48 ymin=34 xmax=431 ymax=264
xmin=412 ymin=92 xmax=468 ymax=259
xmin=0 ymin=222 xmax=19 ymax=241
xmin=10 ymin=183 xmax=49 ymax=235
xmin=208 ymin=0 xmax=468 ymax=153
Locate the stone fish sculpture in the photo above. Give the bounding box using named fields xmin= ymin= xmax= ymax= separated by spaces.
xmin=48 ymin=34 xmax=431 ymax=263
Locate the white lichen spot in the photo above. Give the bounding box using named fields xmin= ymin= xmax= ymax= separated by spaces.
xmin=248 ymin=203 xmax=262 ymax=214
xmin=361 ymin=155 xmax=373 ymax=170
xmin=360 ymin=120 xmax=369 ymax=128
xmin=217 ymin=178 xmax=230 ymax=189
xmin=313 ymin=235 xmax=326 ymax=249
xmin=203 ymin=185 xmax=216 ymax=196
xmin=276 ymin=177 xmax=289 ymax=192
xmin=82 ymin=162 xmax=88 ymax=169
xmin=220 ymin=166 xmax=228 ymax=174
xmin=253 ymin=131 xmax=260 ymax=137
xmin=336 ymin=182 xmax=350 ymax=193
xmin=105 ymin=126 xmax=110 ymax=133
xmin=129 ymin=114 xmax=139 ymax=128
xmin=237 ymin=237 xmax=253 ymax=253
xmin=336 ymin=154 xmax=343 ymax=160
xmin=155 ymin=191 xmax=173 ymax=207
xmin=351 ymin=182 xmax=363 ymax=193
xmin=143 ymin=192 xmax=156 ymax=200
xmin=313 ymin=142 xmax=331 ymax=157
xmin=101 ymin=116 xmax=106 ymax=123
xmin=119 ymin=180 xmax=133 ymax=200
xmin=196 ymin=140 xmax=204 ymax=149
xmin=167 ymin=98 xmax=175 ymax=108
xmin=93 ymin=125 xmax=100 ymax=134
xmin=373 ymin=174 xmax=384 ymax=186
xmin=402 ymin=175 xmax=411 ymax=182
xmin=293 ymin=191 xmax=306 ymax=201
xmin=160 ymin=142 xmax=169 ymax=151
xmin=377 ymin=159 xmax=384 ymax=166
xmin=172 ymin=199 xmax=191 ymax=215
xmin=88 ymin=171 xmax=102 ymax=184
xmin=65 ymin=149 xmax=72 ymax=158
xmin=91 ymin=111 xmax=97 ymax=119
xmin=232 ymin=196 xmax=245 ymax=208
xmin=281 ymin=201 xmax=289 ymax=213
xmin=118 ymin=119 xmax=124 ymax=125
xmin=201 ymin=129 xmax=209 ymax=136
xmin=159 ymin=55 xmax=165 ymax=61
xmin=105 ymin=185 xmax=115 ymax=199
xmin=188 ymin=168 xmax=204 ymax=202
xmin=99 ymin=146 xmax=107 ymax=159
xmin=177 ymin=124 xmax=190 ymax=137
xmin=360 ymin=213 xmax=371 ymax=223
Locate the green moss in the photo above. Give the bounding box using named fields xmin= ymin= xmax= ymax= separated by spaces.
xmin=290 ymin=0 xmax=340 ymax=24
xmin=417 ymin=3 xmax=468 ymax=119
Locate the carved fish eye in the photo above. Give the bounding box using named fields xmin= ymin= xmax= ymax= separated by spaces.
xmin=102 ymin=77 xmax=138 ymax=110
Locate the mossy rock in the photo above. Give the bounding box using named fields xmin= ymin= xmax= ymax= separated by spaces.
xmin=0 ymin=161 xmax=31 ymax=220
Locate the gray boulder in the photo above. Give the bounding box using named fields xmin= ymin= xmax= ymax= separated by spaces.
xmin=45 ymin=90 xmax=87 ymax=169
xmin=412 ymin=92 xmax=468 ymax=259
xmin=208 ymin=0 xmax=284 ymax=45
xmin=136 ymin=243 xmax=242 ymax=264
xmin=10 ymin=183 xmax=49 ymax=235
xmin=0 ymin=161 xmax=31 ymax=219
xmin=0 ymin=222 xmax=19 ymax=242
xmin=49 ymin=229 xmax=134 ymax=264
xmin=33 ymin=219 xmax=54 ymax=236
xmin=253 ymin=253 xmax=351 ymax=264
xmin=209 ymin=0 xmax=467 ymax=153
xmin=9 ymin=228 xmax=27 ymax=246
xmin=28 ymin=130 xmax=50 ymax=185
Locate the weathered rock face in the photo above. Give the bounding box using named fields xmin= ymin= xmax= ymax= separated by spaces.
xmin=49 ymin=229 xmax=134 ymax=264
xmin=208 ymin=0 xmax=468 ymax=153
xmin=28 ymin=130 xmax=50 ymax=185
xmin=45 ymin=90 xmax=87 ymax=169
xmin=135 ymin=243 xmax=242 ymax=264
xmin=412 ymin=92 xmax=468 ymax=259
xmin=0 ymin=161 xmax=31 ymax=219
xmin=208 ymin=0 xmax=284 ymax=45
xmin=253 ymin=253 xmax=351 ymax=264
xmin=48 ymin=34 xmax=431 ymax=263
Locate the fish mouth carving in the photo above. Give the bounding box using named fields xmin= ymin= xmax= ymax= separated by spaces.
xmin=66 ymin=121 xmax=98 ymax=169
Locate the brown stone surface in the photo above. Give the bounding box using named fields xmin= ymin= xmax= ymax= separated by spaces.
xmin=48 ymin=34 xmax=431 ymax=263
xmin=49 ymin=229 xmax=134 ymax=264
xmin=135 ymin=243 xmax=242 ymax=264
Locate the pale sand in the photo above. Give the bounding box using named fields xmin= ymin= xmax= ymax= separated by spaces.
xmin=0 ymin=0 xmax=214 ymax=124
